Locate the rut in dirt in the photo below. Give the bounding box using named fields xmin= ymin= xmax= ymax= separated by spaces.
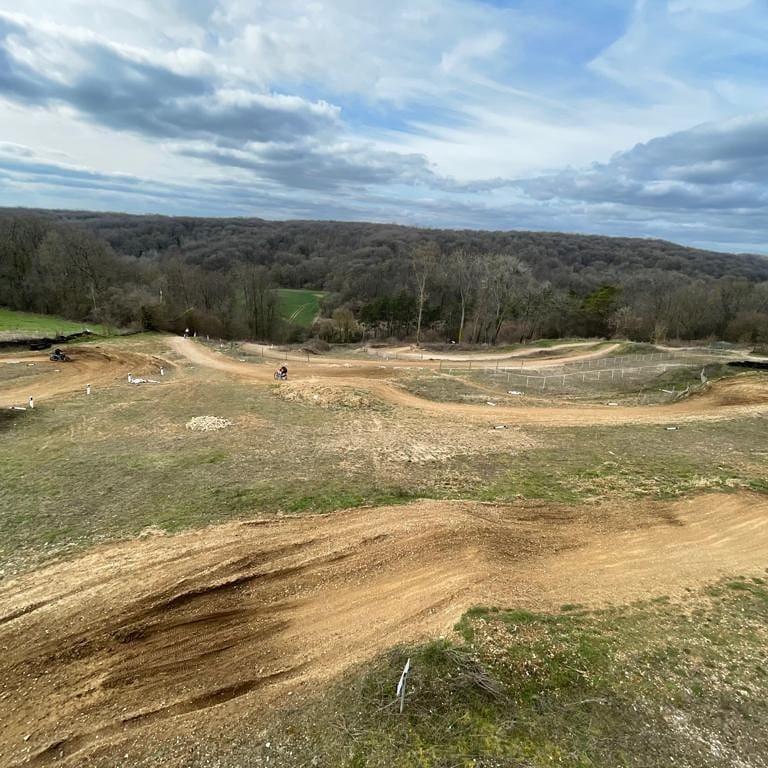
xmin=2 ymin=493 xmax=768 ymax=767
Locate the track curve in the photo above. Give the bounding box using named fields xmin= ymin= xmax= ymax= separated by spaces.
xmin=171 ymin=337 xmax=768 ymax=427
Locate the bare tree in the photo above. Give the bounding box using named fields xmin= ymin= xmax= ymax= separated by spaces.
xmin=411 ymin=241 xmax=440 ymax=345
xmin=240 ymin=264 xmax=276 ymax=340
xmin=450 ymin=248 xmax=478 ymax=343
xmin=466 ymin=253 xmax=525 ymax=344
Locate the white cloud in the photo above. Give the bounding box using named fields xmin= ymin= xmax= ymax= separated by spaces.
xmin=0 ymin=0 xmax=766 ymax=252
xmin=440 ymin=31 xmax=506 ymax=73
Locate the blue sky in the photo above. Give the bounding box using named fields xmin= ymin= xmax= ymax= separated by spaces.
xmin=0 ymin=0 xmax=766 ymax=253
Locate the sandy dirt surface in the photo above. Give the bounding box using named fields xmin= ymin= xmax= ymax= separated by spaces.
xmin=364 ymin=340 xmax=617 ymax=362
xmin=244 ymin=339 xmax=622 ymax=366
xmin=0 ymin=347 xmax=166 ymax=408
xmin=1 ymin=493 xmax=767 ymax=767
xmin=172 ymin=337 xmax=768 ymax=426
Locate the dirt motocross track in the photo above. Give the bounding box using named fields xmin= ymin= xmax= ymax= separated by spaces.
xmin=1 ymin=337 xmax=768 ymax=766
xmin=172 ymin=337 xmax=768 ymax=426
xmin=2 ymin=494 xmax=768 ymax=767
xmin=0 ymin=346 xmax=164 ymax=407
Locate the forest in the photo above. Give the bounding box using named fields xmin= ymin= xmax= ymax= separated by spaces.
xmin=1 ymin=207 xmax=767 ymax=345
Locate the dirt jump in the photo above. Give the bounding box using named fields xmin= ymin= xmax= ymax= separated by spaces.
xmin=1 ymin=492 xmax=767 ymax=767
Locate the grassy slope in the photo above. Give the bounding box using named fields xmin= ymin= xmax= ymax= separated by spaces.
xmin=243 ymin=578 xmax=768 ymax=767
xmin=0 ymin=307 xmax=108 ymax=337
xmin=275 ymin=288 xmax=325 ymax=327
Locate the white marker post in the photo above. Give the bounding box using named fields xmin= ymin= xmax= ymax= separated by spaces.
xmin=396 ymin=658 xmax=411 ymax=714
xmin=28 ymin=396 xmax=34 ymax=409
xmin=128 ymin=373 xmax=133 ymax=384
xmin=160 ymin=367 xmax=165 ymax=377
xmin=86 ymin=384 xmax=91 ymax=396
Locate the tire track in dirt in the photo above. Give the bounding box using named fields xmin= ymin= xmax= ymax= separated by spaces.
xmin=0 ymin=347 xmax=168 ymax=407
xmin=1 ymin=494 xmax=768 ymax=766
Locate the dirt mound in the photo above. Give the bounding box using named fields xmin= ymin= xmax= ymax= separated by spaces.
xmin=1 ymin=493 xmax=767 ymax=766
xmin=274 ymin=380 xmax=381 ymax=409
xmin=300 ymin=338 xmax=331 ymax=354
xmin=699 ymin=374 xmax=768 ymax=406
xmin=185 ymin=416 xmax=233 ymax=432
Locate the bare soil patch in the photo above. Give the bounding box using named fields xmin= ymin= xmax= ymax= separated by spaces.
xmin=1 ymin=492 xmax=767 ymax=767
xmin=274 ymin=380 xmax=382 ymax=409
xmin=329 ymin=411 xmax=533 ymax=467
xmin=0 ymin=346 xmax=169 ymax=407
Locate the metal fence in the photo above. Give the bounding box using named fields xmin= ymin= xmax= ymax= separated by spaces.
xmin=436 ymin=350 xmax=730 ymax=396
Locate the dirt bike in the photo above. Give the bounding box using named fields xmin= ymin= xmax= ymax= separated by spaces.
xmin=49 ymin=349 xmax=71 ymax=362
xmin=274 ymin=370 xmax=288 ymax=381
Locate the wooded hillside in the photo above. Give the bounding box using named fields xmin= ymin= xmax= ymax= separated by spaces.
xmin=2 ymin=207 xmax=767 ymax=344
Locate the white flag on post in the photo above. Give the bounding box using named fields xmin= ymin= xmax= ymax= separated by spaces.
xmin=396 ymin=658 xmax=410 ymax=696
xmin=397 ymin=658 xmax=411 ymax=712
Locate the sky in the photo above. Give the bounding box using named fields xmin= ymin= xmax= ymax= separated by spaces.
xmin=0 ymin=0 xmax=767 ymax=253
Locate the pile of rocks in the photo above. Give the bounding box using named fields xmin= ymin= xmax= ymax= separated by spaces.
xmin=185 ymin=416 xmax=233 ymax=432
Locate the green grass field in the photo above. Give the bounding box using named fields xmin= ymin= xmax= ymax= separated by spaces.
xmin=0 ymin=308 xmax=108 ymax=338
xmin=275 ymin=288 xmax=325 ymax=327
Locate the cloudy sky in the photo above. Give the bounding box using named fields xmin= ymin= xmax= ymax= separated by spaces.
xmin=0 ymin=1 xmax=766 ymax=252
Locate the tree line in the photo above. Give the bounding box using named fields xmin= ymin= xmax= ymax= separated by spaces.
xmin=1 ymin=209 xmax=767 ymax=346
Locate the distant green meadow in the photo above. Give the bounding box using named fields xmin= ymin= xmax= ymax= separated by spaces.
xmin=275 ymin=288 xmax=325 ymax=327
xmin=0 ymin=308 xmax=108 ymax=338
